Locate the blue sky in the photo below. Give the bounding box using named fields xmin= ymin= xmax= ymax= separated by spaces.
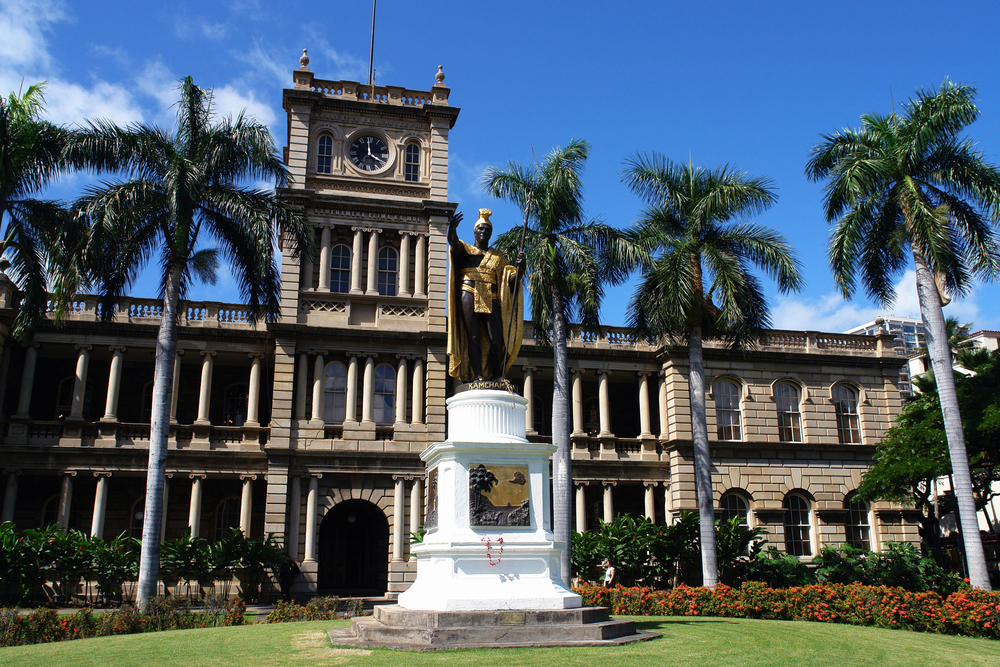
xmin=4 ymin=0 xmax=1000 ymax=332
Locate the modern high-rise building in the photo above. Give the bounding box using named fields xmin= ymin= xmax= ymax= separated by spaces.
xmin=845 ymin=317 xmax=925 ymax=394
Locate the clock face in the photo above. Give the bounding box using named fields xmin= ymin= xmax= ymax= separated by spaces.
xmin=349 ymin=135 xmax=390 ymax=172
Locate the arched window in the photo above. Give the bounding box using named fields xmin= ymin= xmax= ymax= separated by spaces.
xmin=55 ymin=375 xmax=93 ymax=420
xmin=140 ymin=381 xmax=154 ymax=423
xmin=373 ymin=363 xmax=396 ymax=425
xmin=377 ymin=246 xmax=398 ymax=296
xmin=324 ymin=361 xmax=348 ymax=423
xmin=330 ymin=243 xmax=351 ymax=293
xmin=404 ymin=143 xmax=420 ymax=182
xmin=215 ymin=497 xmax=241 ymax=541
xmin=720 ymin=492 xmax=751 ymax=526
xmin=783 ymin=493 xmax=812 ymax=556
xmin=224 ymin=383 xmax=248 ymax=426
xmin=41 ymin=495 xmax=80 ymax=530
xmin=845 ymin=492 xmax=871 ymax=550
xmin=317 ymin=135 xmax=333 ymax=174
xmin=129 ymin=497 xmax=145 ymax=539
xmin=714 ymin=379 xmax=742 ymax=441
xmin=832 ymin=384 xmax=861 ymax=444
xmin=775 ymin=382 xmax=802 ymax=442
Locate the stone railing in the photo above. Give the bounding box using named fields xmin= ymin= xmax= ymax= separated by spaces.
xmin=294 ymin=73 xmax=449 ymax=107
xmin=41 ymin=295 xmax=266 ymax=330
xmin=520 ymin=323 xmax=890 ymax=357
xmin=3 ymin=420 xmax=268 ymax=448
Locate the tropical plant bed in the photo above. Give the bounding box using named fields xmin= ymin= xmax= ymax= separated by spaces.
xmin=576 ymin=581 xmax=1000 ymax=639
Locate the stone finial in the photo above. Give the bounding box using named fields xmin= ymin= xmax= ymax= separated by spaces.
xmin=874 ymin=317 xmax=886 ymax=331
xmin=435 ymin=65 xmax=445 ymax=85
xmin=299 ymin=49 xmax=310 ymax=70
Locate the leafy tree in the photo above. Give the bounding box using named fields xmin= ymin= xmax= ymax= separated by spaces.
xmin=468 ymin=464 xmax=499 ymax=510
xmin=485 ymin=139 xmax=634 ymax=584
xmin=621 ymin=154 xmax=802 ymax=588
xmin=71 ymin=77 xmax=312 ymax=610
xmin=806 ymin=80 xmax=1000 ymax=589
xmin=859 ymin=349 xmax=1000 ymax=542
xmin=0 ymin=83 xmax=87 ymax=341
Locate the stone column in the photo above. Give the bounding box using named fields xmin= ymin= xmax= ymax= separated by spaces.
xmin=345 ymin=354 xmax=359 ymax=423
xmin=394 ymin=356 xmax=408 ymax=426
xmin=350 ymin=227 xmax=364 ymax=294
xmin=409 ymin=478 xmax=422 ymax=536
xmin=522 ymin=366 xmax=537 ymax=435
xmin=411 ymin=357 xmax=424 ymax=424
xmin=575 ymin=482 xmax=588 ymax=533
xmin=169 ymin=350 xmax=184 ymax=423
xmin=644 ymin=482 xmax=657 ymax=523
xmin=571 ymin=368 xmax=585 ymax=436
xmin=392 ymin=476 xmax=405 ymax=562
xmin=304 ymin=474 xmax=321 ymax=562
xmin=302 ymin=230 xmax=315 ymax=290
xmin=245 ymin=354 xmax=263 ymax=427
xmin=365 ymin=229 xmax=379 ymax=295
xmin=310 ymin=352 xmax=327 ymax=424
xmin=602 ymin=481 xmax=615 ymax=523
xmin=102 ymin=347 xmax=126 ymax=422
xmin=658 ymin=371 xmax=668 ymax=439
xmin=317 ymin=226 xmax=331 ymax=291
xmin=13 ymin=344 xmax=39 ymax=419
xmin=188 ymin=474 xmax=205 ymax=537
xmin=414 ymin=234 xmax=427 ymax=297
xmin=239 ymin=475 xmax=255 ymax=535
xmin=361 ymin=354 xmax=376 ymax=423
xmin=663 ymin=483 xmax=674 ymax=525
xmin=638 ymin=372 xmax=652 ymax=438
xmin=194 ymin=351 xmax=216 ymax=425
xmin=69 ymin=345 xmax=92 ymax=421
xmin=294 ymin=353 xmax=309 ymax=420
xmin=399 ymin=232 xmax=411 ymax=297
xmin=1 ymin=470 xmax=20 ymax=523
xmin=288 ymin=475 xmax=302 ymax=559
xmin=597 ymin=370 xmax=612 ymax=437
xmin=91 ymin=472 xmax=111 ymax=537
xmin=57 ymin=471 xmax=76 ymax=530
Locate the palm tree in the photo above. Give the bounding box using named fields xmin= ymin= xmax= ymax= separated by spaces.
xmin=806 ymin=80 xmax=1000 ymax=590
xmin=72 ymin=77 xmax=312 ymax=609
xmin=621 ymin=154 xmax=802 ymax=588
xmin=485 ymin=139 xmax=632 ymax=585
xmin=0 ymin=83 xmax=86 ymax=342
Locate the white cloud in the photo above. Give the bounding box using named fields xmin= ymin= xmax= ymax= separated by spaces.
xmin=174 ymin=16 xmax=229 ymax=41
xmin=450 ymin=155 xmax=493 ymax=202
xmin=0 ymin=0 xmax=65 ymax=71
xmin=299 ymin=24 xmax=369 ymax=81
xmin=235 ymin=42 xmax=291 ymax=89
xmin=772 ymin=270 xmax=984 ymax=333
xmin=209 ymin=85 xmax=277 ymax=127
xmin=45 ymin=78 xmax=144 ymax=125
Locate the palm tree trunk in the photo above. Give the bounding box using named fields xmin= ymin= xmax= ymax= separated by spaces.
xmin=912 ymin=250 xmax=991 ymax=590
xmin=550 ymin=281 xmax=572 ymax=586
xmin=688 ymin=324 xmax=718 ymax=588
xmin=136 ymin=264 xmax=182 ymax=609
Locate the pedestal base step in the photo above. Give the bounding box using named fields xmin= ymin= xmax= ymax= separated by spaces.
xmin=328 ymin=605 xmax=659 ymax=650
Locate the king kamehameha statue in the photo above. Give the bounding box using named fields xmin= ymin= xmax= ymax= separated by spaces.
xmin=447 ymin=209 xmax=525 ymax=384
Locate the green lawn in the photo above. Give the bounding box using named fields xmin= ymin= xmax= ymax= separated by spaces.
xmin=3 ymin=617 xmax=1000 ymax=667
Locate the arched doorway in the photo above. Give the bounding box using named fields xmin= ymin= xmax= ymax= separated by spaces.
xmin=317 ymin=499 xmax=389 ymax=595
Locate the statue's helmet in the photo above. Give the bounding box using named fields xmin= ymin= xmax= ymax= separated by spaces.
xmin=474 ymin=208 xmax=493 ymax=233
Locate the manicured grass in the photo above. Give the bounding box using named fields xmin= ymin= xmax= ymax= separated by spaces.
xmin=3 ymin=616 xmax=1000 ymax=667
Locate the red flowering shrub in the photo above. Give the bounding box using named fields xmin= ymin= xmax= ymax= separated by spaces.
xmin=574 ymin=581 xmax=1000 ymax=640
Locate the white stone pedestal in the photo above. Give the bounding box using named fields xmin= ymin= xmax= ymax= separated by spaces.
xmin=398 ymin=389 xmax=581 ymax=611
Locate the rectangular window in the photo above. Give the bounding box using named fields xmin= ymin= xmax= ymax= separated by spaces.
xmin=775 ymin=383 xmax=802 ymax=442
xmin=714 ymin=380 xmax=742 ymax=441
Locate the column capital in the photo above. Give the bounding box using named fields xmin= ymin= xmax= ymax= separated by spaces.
xmin=574 ymin=480 xmax=589 ymax=488
xmin=643 ymin=480 xmax=659 ymax=487
xmin=521 ymin=365 xmax=537 ymax=373
xmin=165 ymin=472 xmax=174 ymax=479
xmin=595 ymin=369 xmax=610 ymax=376
xmin=570 ymin=367 xmax=587 ymax=376
xmin=346 ymin=351 xmax=364 ymax=358
xmin=93 ymin=471 xmax=113 ymax=479
xmin=309 ymin=472 xmax=324 ymax=480
xmin=200 ymin=350 xmax=217 ymax=358
xmin=248 ymin=352 xmax=266 ymax=360
xmin=637 ymin=370 xmax=651 ymax=378
xmin=362 ymin=352 xmax=379 ymax=359
xmin=392 ymin=474 xmax=415 ymax=481
xmin=351 ymin=226 xmax=383 ymax=234
xmin=108 ymin=345 xmax=127 ymax=354
xmin=3 ymin=469 xmax=22 ymax=477
xmin=74 ymin=344 xmax=93 ymax=352
xmin=176 ymin=348 xmax=186 ymax=357
xmin=63 ymin=470 xmax=78 ymax=478
xmin=395 ymin=353 xmax=417 ymax=361
xmin=602 ymin=480 xmax=617 ymax=487
xmin=309 ymin=350 xmax=329 ymax=357
xmin=188 ymin=472 xmax=207 ymax=480
xmin=239 ymin=474 xmax=258 ymax=482
xmin=27 ymin=342 xmax=40 ymax=350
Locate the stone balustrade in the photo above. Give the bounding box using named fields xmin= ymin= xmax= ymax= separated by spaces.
xmin=295 ymin=76 xmax=449 ymax=107
xmin=39 ymin=295 xmax=266 ymax=330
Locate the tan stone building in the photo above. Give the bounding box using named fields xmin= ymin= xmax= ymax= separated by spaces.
xmin=0 ymin=59 xmax=919 ymax=598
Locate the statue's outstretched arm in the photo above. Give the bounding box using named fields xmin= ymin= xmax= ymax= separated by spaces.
xmin=447 ymin=210 xmax=463 ymax=248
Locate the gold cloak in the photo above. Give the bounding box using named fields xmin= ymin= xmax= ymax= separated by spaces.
xmin=447 ymin=240 xmax=523 ymax=382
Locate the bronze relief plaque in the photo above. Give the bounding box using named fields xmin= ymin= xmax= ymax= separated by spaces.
xmin=469 ymin=463 xmax=530 ymax=526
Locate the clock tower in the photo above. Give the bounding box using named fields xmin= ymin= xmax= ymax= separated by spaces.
xmin=267 ymin=51 xmax=460 ymax=597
